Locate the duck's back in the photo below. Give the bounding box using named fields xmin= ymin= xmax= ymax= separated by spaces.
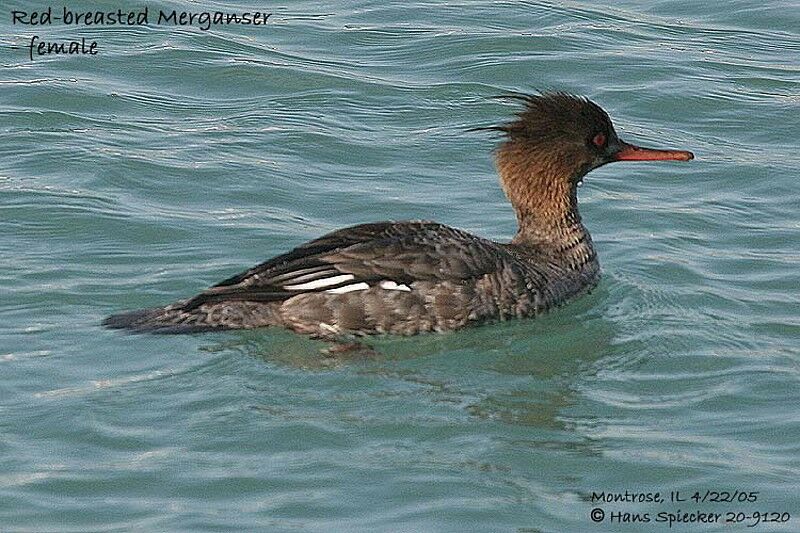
xmin=103 ymin=220 xmax=599 ymax=335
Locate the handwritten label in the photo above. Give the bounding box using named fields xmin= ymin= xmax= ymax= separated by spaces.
xmin=10 ymin=6 xmax=272 ymax=60
xmin=587 ymin=489 xmax=793 ymax=529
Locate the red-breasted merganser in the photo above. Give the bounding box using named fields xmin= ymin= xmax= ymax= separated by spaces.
xmin=104 ymin=92 xmax=693 ymax=336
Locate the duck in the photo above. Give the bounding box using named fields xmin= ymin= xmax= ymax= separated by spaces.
xmin=103 ymin=92 xmax=693 ymax=337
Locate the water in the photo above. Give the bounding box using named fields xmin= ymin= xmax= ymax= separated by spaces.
xmin=2 ymin=1 xmax=799 ymax=531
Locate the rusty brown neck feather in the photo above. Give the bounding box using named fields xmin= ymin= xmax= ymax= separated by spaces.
xmin=496 ymin=142 xmax=586 ymax=247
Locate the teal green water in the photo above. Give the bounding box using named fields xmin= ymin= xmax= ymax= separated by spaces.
xmin=2 ymin=1 xmax=799 ymax=531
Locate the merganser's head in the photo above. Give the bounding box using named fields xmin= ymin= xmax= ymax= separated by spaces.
xmin=484 ymin=92 xmax=693 ymax=233
xmin=495 ymin=92 xmax=693 ymax=184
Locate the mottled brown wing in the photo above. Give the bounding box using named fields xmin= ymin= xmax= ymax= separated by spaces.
xmin=182 ymin=220 xmax=506 ymax=310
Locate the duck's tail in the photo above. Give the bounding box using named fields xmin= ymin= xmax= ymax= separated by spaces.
xmin=102 ymin=299 xmax=280 ymax=334
xmin=102 ymin=302 xmax=212 ymax=333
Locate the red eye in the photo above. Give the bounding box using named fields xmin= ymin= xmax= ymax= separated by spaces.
xmin=592 ymin=133 xmax=606 ymax=147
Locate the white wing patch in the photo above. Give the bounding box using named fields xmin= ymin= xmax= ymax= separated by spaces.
xmin=283 ymin=273 xmax=413 ymax=294
xmin=325 ymin=282 xmax=370 ymax=294
xmin=318 ymin=280 xmax=413 ymax=294
xmin=379 ymin=280 xmax=412 ymax=292
xmin=284 ymin=274 xmax=355 ymax=290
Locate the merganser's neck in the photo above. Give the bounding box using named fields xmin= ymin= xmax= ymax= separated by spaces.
xmin=495 ymin=142 xmax=588 ymax=248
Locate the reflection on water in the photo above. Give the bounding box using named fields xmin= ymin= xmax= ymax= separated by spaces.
xmin=197 ymin=288 xmax=617 ymax=470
